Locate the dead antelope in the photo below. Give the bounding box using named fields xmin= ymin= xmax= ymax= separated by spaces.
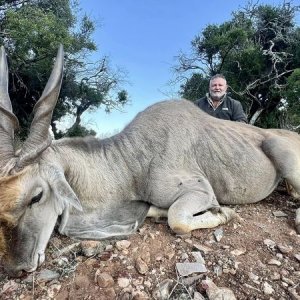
xmin=0 ymin=46 xmax=299 ymax=277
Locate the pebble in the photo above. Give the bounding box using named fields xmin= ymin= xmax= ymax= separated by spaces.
xmin=192 ymin=243 xmax=213 ymax=253
xmin=142 ymin=250 xmax=151 ymax=263
xmin=96 ymin=272 xmax=114 ymax=288
xmin=272 ymin=210 xmax=288 ymax=217
xmin=202 ymin=279 xmax=237 ymax=300
xmin=132 ymin=290 xmax=150 ymax=300
xmin=105 ymin=244 xmax=113 ymax=251
xmin=176 ymin=232 xmax=191 ymax=239
xmin=118 ymin=277 xmax=130 ymax=288
xmin=263 ymin=239 xmax=276 ymax=249
xmin=135 ymin=257 xmax=149 ymax=274
xmin=176 ymin=262 xmax=207 ymax=276
xmin=281 ymin=276 xmax=295 ymax=286
xmin=181 ymin=253 xmax=189 ymax=261
xmin=80 ymin=240 xmax=106 ymax=257
xmin=280 ymin=269 xmax=289 ymax=276
xmin=75 ymin=274 xmax=90 ymax=289
xmin=229 ymin=268 xmax=237 ymax=275
xmin=294 ymin=254 xmax=300 ymax=262
xmin=54 ymin=256 xmax=69 ymax=266
xmin=243 ymin=283 xmax=261 ymax=292
xmin=39 ymin=269 xmax=61 ymax=280
xmin=214 ymin=228 xmax=224 ymax=242
xmin=184 ymin=238 xmax=193 ymax=244
xmin=144 ymin=280 xmax=152 ymax=288
xmin=267 ymin=259 xmax=281 ymax=266
xmin=293 ymin=271 xmax=300 ymax=277
xmin=115 ymin=240 xmax=131 ymax=251
xmin=277 ymin=243 xmax=293 ymax=254
xmin=270 ymin=272 xmax=281 ymax=281
xmin=1 ymin=280 xmax=19 ymax=293
xmin=262 ymin=282 xmax=274 ymax=295
xmin=248 ymin=272 xmax=259 ymax=282
xmin=191 ymin=251 xmax=205 ymax=263
xmin=132 ymin=277 xmax=144 ymax=286
xmin=119 ymin=290 xmax=131 ymax=300
xmin=222 ymin=245 xmax=230 ymax=249
xmin=47 ymin=283 xmax=61 ymax=298
xmin=166 ymin=249 xmax=175 ymax=260
xmin=152 ymin=279 xmax=174 ymax=300
xmin=181 ymin=274 xmax=204 ymax=286
xmin=234 ymin=261 xmax=241 ymax=269
xmin=230 ymin=248 xmax=246 ymax=256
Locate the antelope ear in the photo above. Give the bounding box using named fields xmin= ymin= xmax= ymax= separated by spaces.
xmin=51 ymin=175 xmax=83 ymax=213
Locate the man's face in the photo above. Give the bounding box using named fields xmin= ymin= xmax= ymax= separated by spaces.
xmin=209 ymin=78 xmax=227 ymax=100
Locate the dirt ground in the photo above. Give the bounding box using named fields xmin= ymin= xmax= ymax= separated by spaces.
xmin=0 ymin=185 xmax=299 ymax=300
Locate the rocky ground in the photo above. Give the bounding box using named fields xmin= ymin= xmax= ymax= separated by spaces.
xmin=0 ymin=186 xmax=299 ymax=300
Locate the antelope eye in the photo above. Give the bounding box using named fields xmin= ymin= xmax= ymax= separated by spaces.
xmin=29 ymin=191 xmax=43 ymax=207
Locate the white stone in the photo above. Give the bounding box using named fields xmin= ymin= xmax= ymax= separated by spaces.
xmin=230 ymin=248 xmax=246 ymax=256
xmin=176 ymin=262 xmax=207 ymax=276
xmin=115 ymin=240 xmax=131 ymax=250
xmin=267 ymin=259 xmax=281 ymax=266
xmin=262 ymin=282 xmax=274 ymax=295
xmin=117 ymin=277 xmax=130 ymax=288
xmin=47 ymin=283 xmax=61 ymax=299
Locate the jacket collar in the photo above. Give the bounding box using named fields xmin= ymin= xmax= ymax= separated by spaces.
xmin=206 ymin=93 xmax=227 ymax=110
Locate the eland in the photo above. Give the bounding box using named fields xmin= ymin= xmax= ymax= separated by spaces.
xmin=0 ymin=45 xmax=299 ymax=276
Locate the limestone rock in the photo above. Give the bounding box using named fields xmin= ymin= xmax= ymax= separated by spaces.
xmin=80 ymin=240 xmax=104 ymax=257
xmin=116 ymin=240 xmax=131 ymax=251
xmin=267 ymin=259 xmax=281 ymax=266
xmin=176 ymin=262 xmax=207 ymax=276
xmin=96 ymin=271 xmax=114 ymax=288
xmin=277 ymin=243 xmax=293 ymax=254
xmin=262 ymin=282 xmax=274 ymax=295
xmin=135 ymin=257 xmax=149 ymax=274
xmin=201 ymin=279 xmax=237 ymax=300
xmin=152 ymin=279 xmax=174 ymax=300
xmin=117 ymin=277 xmax=131 ymax=288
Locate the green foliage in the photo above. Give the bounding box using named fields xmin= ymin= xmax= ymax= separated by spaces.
xmin=0 ymin=0 xmax=128 ymax=138
xmin=180 ymin=73 xmax=208 ymax=100
xmin=57 ymin=123 xmax=97 ymax=138
xmin=279 ymin=68 xmax=300 ymax=129
xmin=176 ymin=2 xmax=300 ymax=127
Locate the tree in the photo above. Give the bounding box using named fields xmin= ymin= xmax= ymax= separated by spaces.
xmin=0 ymin=0 xmax=128 ymax=138
xmin=175 ymin=1 xmax=300 ymax=127
xmin=278 ymin=68 xmax=300 ymax=131
xmin=180 ymin=73 xmax=208 ymax=100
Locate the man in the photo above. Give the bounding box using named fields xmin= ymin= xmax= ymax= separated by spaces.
xmin=195 ymin=74 xmax=247 ymax=123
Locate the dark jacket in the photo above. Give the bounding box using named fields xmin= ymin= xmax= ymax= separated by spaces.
xmin=195 ymin=94 xmax=247 ymax=123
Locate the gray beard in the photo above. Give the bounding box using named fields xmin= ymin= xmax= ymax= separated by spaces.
xmin=209 ymin=92 xmax=226 ymax=101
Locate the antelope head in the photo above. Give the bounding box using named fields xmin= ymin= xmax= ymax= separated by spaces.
xmin=0 ymin=45 xmax=82 ymax=277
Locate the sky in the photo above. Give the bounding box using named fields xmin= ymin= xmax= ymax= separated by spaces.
xmin=76 ymin=0 xmax=294 ymax=136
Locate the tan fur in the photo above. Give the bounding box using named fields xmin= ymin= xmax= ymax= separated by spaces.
xmin=0 ymin=172 xmax=23 ymax=224
xmin=0 ymin=174 xmax=24 ymax=256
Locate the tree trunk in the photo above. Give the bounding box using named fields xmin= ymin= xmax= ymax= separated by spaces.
xmin=249 ymin=108 xmax=264 ymax=125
